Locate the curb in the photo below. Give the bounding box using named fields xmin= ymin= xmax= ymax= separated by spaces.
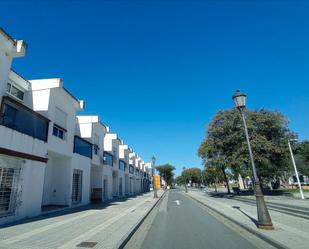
xmin=185 ymin=192 xmax=288 ymax=249
xmin=116 ymin=190 xmax=167 ymax=249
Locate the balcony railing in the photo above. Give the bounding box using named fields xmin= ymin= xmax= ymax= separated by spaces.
xmin=0 ymin=96 xmax=49 ymax=142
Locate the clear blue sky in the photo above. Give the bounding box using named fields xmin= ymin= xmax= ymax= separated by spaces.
xmin=2 ymin=0 xmax=309 ymax=176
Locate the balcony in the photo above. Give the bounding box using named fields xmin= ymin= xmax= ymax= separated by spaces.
xmin=73 ymin=136 xmax=92 ymax=159
xmin=129 ymin=165 xmax=134 ymax=174
xmin=103 ymin=152 xmax=113 ymax=166
xmin=0 ymin=96 xmax=49 ymax=142
xmin=119 ymin=160 xmax=126 ymax=171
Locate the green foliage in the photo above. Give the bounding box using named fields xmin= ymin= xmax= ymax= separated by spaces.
xmin=182 ymin=167 xmax=202 ymax=184
xmin=155 ymin=164 xmax=175 ymax=185
xmin=199 ymin=109 xmax=295 ymax=180
xmin=203 ymin=166 xmax=224 ymax=185
xmin=175 ymin=175 xmax=184 ymax=185
xmin=294 ymin=141 xmax=309 ymax=176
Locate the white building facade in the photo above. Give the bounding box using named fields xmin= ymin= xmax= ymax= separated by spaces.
xmin=0 ymin=29 xmax=48 ymax=224
xmin=0 ymin=27 xmax=150 ymax=225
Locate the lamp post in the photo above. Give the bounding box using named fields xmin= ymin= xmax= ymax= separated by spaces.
xmin=288 ymin=139 xmax=305 ymax=200
xmin=233 ymin=90 xmax=273 ymax=230
xmin=152 ymin=156 xmax=158 ymax=198
xmin=183 ymin=167 xmax=188 ymax=193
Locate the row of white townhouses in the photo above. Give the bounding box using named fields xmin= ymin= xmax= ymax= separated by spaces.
xmin=0 ymin=28 xmax=152 ymax=225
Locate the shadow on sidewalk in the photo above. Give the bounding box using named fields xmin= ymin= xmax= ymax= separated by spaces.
xmin=232 ymin=206 xmax=259 ymax=228
xmin=0 ymin=192 xmax=151 ymax=229
xmin=207 ymin=189 xmax=293 ymax=198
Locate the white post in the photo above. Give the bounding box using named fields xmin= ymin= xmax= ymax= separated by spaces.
xmin=288 ymin=140 xmax=305 ymax=200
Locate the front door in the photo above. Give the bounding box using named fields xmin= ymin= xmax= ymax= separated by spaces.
xmin=72 ymin=169 xmax=82 ymax=204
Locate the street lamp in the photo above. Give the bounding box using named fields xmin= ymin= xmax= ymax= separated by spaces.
xmin=183 ymin=167 xmax=188 ymax=193
xmin=233 ymin=90 xmax=273 ymax=230
xmin=288 ymin=139 xmax=305 ymax=200
xmin=152 ymin=156 xmax=158 ymax=198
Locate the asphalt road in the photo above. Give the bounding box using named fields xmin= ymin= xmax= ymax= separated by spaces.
xmin=125 ymin=189 xmax=268 ymax=249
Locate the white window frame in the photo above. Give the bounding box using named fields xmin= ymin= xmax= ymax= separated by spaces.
xmin=6 ymin=81 xmax=25 ymax=102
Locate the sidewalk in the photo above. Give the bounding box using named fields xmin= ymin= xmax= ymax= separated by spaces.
xmin=186 ymin=189 xmax=309 ymax=249
xmin=0 ymin=190 xmax=164 ymax=249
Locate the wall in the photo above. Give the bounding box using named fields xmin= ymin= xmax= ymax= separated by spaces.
xmin=91 ymin=166 xmax=103 ymax=188
xmin=46 ymin=89 xmax=77 ymax=157
xmin=103 ymin=165 xmax=113 ymax=200
xmin=20 ymin=160 xmax=45 ymax=217
xmin=0 ymin=155 xmax=45 ymax=225
xmin=0 ymin=43 xmax=13 ymax=104
xmin=31 ymin=85 xmax=78 ymax=158
xmin=42 ymin=155 xmax=71 ymax=206
xmin=0 ymin=125 xmax=47 ymax=158
xmin=71 ymin=154 xmax=91 ymax=206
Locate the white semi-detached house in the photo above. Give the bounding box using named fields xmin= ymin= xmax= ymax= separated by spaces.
xmin=29 ymin=78 xmax=89 ymax=210
xmin=129 ymin=151 xmax=138 ymax=194
xmin=135 ymin=156 xmax=143 ymax=194
xmin=119 ymin=142 xmax=130 ymax=196
xmin=76 ymin=115 xmax=108 ymax=202
xmin=140 ymin=160 xmax=148 ymax=192
xmin=144 ymin=162 xmax=151 ymax=192
xmin=0 ymin=29 xmax=49 ymax=224
xmin=103 ymin=133 xmax=123 ymax=199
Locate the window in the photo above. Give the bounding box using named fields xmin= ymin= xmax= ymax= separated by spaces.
xmin=6 ymin=82 xmax=24 ymax=101
xmin=0 ymin=97 xmax=49 ymax=142
xmin=103 ymin=152 xmax=113 ymax=166
xmin=119 ymin=160 xmax=126 ymax=171
xmin=2 ymin=104 xmax=17 ymax=128
xmin=73 ymin=136 xmax=92 ymax=159
xmin=53 ymin=124 xmax=66 ymax=140
xmin=129 ymin=165 xmax=134 ymax=174
xmin=54 ymin=107 xmax=67 ymax=129
xmin=93 ymin=144 xmax=99 ymax=155
xmin=93 ymin=134 xmax=99 ymax=155
xmin=0 ymin=166 xmax=20 ymax=216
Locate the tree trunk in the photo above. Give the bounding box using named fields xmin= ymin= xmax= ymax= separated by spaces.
xmin=221 ymin=166 xmax=231 ymax=194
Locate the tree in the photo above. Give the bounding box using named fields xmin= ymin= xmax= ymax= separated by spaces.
xmin=199 ymin=109 xmax=295 ymax=186
xmin=175 ymin=175 xmax=184 ymax=185
xmin=204 ymin=155 xmax=231 ymax=193
xmin=203 ymin=166 xmax=224 ymax=192
xmin=155 ymin=164 xmax=175 ymax=186
xmin=294 ymin=141 xmax=309 ymax=176
xmin=182 ymin=168 xmax=202 ymax=186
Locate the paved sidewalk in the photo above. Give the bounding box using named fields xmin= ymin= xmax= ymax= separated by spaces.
xmin=0 ymin=190 xmax=164 ymax=249
xmin=203 ymin=187 xmax=309 ymax=211
xmin=186 ymin=190 xmax=309 ymax=249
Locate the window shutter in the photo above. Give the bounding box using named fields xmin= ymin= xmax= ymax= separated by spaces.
xmin=94 ymin=134 xmax=99 ymax=145
xmin=54 ymin=107 xmax=67 ymax=128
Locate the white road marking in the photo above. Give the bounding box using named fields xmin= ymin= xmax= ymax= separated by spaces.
xmin=174 ymin=200 xmax=180 ymax=206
